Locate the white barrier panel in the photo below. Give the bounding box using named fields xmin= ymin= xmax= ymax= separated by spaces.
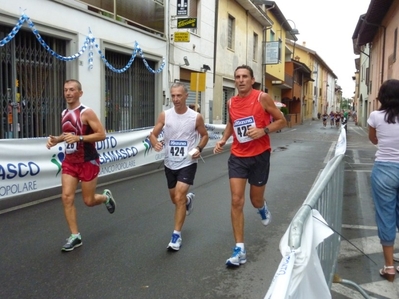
xmin=264 ymin=252 xmax=296 ymax=299
xmin=0 ymin=124 xmax=226 ymax=199
xmin=265 ymin=210 xmax=333 ymax=299
xmin=334 ymin=126 xmax=347 ymax=157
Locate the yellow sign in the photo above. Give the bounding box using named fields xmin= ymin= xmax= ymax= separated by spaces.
xmin=174 ymin=32 xmax=190 ymax=42
xmin=177 ymin=18 xmax=197 ymax=29
xmin=190 ymin=73 xmax=206 ymax=92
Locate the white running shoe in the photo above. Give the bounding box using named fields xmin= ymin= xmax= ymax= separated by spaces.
xmin=167 ymin=233 xmax=182 ymax=251
xmin=186 ymin=193 xmax=195 ymax=216
xmin=258 ymin=201 xmax=272 ymax=226
xmin=226 ymin=246 xmax=247 ymax=266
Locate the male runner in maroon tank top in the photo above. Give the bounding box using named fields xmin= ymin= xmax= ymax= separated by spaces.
xmin=46 ymin=79 xmax=116 ymax=252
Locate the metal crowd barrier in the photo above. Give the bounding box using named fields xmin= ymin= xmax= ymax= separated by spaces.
xmin=266 ymin=125 xmax=371 ymax=299
xmin=289 ymin=153 xmax=344 ymax=287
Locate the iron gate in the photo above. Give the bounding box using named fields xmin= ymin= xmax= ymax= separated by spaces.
xmin=104 ymin=50 xmax=156 ymax=132
xmin=0 ymin=25 xmax=66 ymax=139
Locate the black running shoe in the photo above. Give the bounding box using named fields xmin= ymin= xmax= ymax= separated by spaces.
xmin=62 ymin=235 xmax=82 ymax=252
xmin=103 ymin=189 xmax=116 ymax=214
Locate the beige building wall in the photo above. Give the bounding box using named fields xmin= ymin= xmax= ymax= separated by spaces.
xmin=213 ymin=0 xmax=268 ymax=123
xmin=287 ymin=43 xmax=314 ymax=120
xmin=368 ymin=0 xmax=399 ymax=115
xmin=264 ymin=13 xmax=286 ymax=83
xmin=286 ymin=41 xmax=337 ymax=119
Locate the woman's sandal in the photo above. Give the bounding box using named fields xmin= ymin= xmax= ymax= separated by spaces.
xmin=380 ymin=265 xmax=395 ymax=282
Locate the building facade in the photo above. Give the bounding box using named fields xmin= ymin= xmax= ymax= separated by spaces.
xmin=353 ymin=0 xmax=399 ymax=124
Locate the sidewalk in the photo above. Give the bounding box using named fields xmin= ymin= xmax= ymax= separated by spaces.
xmin=331 ymin=120 xmax=399 ymax=299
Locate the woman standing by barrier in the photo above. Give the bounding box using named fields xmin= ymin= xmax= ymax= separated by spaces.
xmin=367 ymin=79 xmax=399 ymax=282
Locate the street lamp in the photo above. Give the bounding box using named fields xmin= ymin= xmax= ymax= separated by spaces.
xmin=279 ymin=19 xmax=299 ymax=40
xmin=279 ymin=19 xmax=299 ymax=59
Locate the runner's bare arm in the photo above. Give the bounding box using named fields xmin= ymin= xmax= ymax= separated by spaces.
xmin=150 ymin=111 xmax=166 ymax=152
xmin=261 ymin=93 xmax=286 ymax=133
xmin=195 ymin=114 xmax=209 ymax=153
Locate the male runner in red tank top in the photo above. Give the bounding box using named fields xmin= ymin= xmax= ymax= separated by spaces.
xmin=214 ymin=65 xmax=286 ymax=266
xmin=46 ymin=79 xmax=116 ymax=252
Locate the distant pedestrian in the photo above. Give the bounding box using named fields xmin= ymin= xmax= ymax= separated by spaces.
xmin=352 ymin=110 xmax=357 ymax=125
xmin=367 ymin=79 xmax=399 ymax=282
xmin=335 ymin=111 xmax=341 ymax=128
xmin=46 ymin=79 xmax=116 ymax=252
xmin=329 ymin=111 xmax=335 ymax=127
xmin=322 ymin=112 xmax=328 ymax=127
xmin=150 ymin=82 xmax=209 ymax=251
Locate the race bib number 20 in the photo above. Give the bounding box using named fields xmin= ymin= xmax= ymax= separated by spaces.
xmin=65 ymin=132 xmax=77 ymax=154
xmin=233 ymin=116 xmax=256 ymax=143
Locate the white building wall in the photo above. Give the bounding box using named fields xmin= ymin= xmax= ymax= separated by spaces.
xmin=2 ymin=0 xmax=167 ymax=120
xmin=358 ymin=44 xmax=370 ymax=127
xmin=327 ymin=74 xmax=336 ymax=111
xmin=168 ymin=0 xmax=215 ymax=123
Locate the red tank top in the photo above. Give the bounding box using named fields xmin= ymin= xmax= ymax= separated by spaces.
xmin=229 ymin=89 xmax=271 ymax=157
xmin=61 ymin=105 xmax=98 ymax=163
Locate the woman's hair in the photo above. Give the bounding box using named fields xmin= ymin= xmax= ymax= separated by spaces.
xmin=377 ymin=79 xmax=399 ymax=123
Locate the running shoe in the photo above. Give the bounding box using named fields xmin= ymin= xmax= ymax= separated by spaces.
xmin=258 ymin=201 xmax=272 ymax=226
xmin=186 ymin=192 xmax=195 ymax=216
xmin=226 ymin=246 xmax=246 ymax=266
xmin=167 ymin=233 xmax=182 ymax=251
xmin=103 ymin=189 xmax=116 ymax=214
xmin=62 ymin=234 xmax=82 ymax=252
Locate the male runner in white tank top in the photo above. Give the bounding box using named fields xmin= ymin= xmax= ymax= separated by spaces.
xmin=150 ymin=82 xmax=209 ymax=251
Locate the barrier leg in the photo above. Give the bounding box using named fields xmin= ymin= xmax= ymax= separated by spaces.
xmin=333 ymin=274 xmax=371 ymax=299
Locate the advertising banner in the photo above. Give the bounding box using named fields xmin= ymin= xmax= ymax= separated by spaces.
xmin=0 ymin=124 xmax=226 ymax=199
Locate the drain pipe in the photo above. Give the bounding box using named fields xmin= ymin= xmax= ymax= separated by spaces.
xmin=212 ymin=0 xmax=219 ymax=86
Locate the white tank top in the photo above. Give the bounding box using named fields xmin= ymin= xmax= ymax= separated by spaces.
xmin=164 ymin=107 xmax=199 ymax=169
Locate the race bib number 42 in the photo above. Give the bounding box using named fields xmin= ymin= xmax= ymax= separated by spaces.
xmin=233 ymin=116 xmax=256 ymax=143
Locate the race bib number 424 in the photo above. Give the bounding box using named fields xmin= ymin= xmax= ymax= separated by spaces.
xmin=168 ymin=139 xmax=188 ymax=161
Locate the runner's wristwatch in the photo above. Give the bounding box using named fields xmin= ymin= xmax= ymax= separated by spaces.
xmin=263 ymin=127 xmax=270 ymax=134
xmin=79 ymin=135 xmax=83 ymax=141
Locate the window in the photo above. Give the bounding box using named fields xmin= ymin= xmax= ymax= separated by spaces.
xmin=188 ymin=0 xmax=199 ymax=34
xmin=83 ymin=0 xmax=165 ymax=36
xmin=104 ymin=50 xmax=156 ymax=131
xmin=269 ymin=30 xmax=275 ymax=42
xmin=366 ymin=67 xmax=370 ymax=93
xmin=394 ymin=28 xmax=397 ymax=62
xmin=228 ymin=15 xmax=235 ymax=50
xmin=223 ymin=88 xmax=235 ymax=124
xmin=253 ymin=33 xmax=258 ymax=61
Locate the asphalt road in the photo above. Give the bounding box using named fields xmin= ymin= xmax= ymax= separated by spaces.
xmin=1 ymin=119 xmax=376 ymax=299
